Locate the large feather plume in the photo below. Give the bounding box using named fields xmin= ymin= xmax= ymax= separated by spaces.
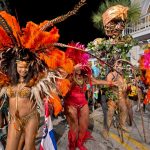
xmin=0 ymin=26 xmax=12 ymax=49
xmin=21 ymin=22 xmax=60 ymax=50
xmin=39 ymin=48 xmax=74 ymax=74
xmin=139 ymin=49 xmax=150 ymax=84
xmin=65 ymin=42 xmax=90 ymax=65
xmin=0 ymin=11 xmax=20 ymax=47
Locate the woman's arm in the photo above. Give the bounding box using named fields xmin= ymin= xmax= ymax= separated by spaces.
xmin=91 ymin=76 xmax=116 ymax=86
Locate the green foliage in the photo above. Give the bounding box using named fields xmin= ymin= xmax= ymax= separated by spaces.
xmin=105 ymin=89 xmax=118 ymax=101
xmin=127 ymin=2 xmax=141 ymax=23
xmin=87 ymin=35 xmax=137 ymax=79
xmin=92 ymin=12 xmax=103 ymax=30
xmin=92 ymin=0 xmax=140 ymax=30
xmin=87 ymin=35 xmax=137 ymax=57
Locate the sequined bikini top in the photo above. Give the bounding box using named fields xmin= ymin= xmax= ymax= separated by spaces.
xmin=7 ymin=85 xmax=31 ymax=98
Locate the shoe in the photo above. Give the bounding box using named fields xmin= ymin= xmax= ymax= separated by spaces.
xmin=77 ymin=142 xmax=87 ymax=150
xmin=144 ymin=110 xmax=149 ymax=114
xmin=77 ymin=139 xmax=87 ymax=150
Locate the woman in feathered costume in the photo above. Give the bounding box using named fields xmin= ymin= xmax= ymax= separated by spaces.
xmin=139 ymin=49 xmax=150 ymax=105
xmin=0 ymin=0 xmax=87 ymax=149
xmin=64 ymin=42 xmax=116 ymax=150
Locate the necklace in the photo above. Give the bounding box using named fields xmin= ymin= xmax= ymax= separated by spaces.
xmin=73 ymin=74 xmax=84 ymax=86
xmin=19 ymin=78 xmax=24 ymax=84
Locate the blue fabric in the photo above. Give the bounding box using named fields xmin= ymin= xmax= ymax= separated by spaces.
xmin=49 ymin=129 xmax=57 ymax=150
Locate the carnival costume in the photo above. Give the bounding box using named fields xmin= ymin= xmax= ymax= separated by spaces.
xmin=87 ymin=0 xmax=140 ymax=138
xmin=0 ymin=0 xmax=87 ymax=149
xmin=106 ymin=68 xmax=130 ymax=131
xmin=139 ymin=49 xmax=150 ymax=105
xmin=65 ymin=42 xmax=115 ymax=149
xmin=64 ymin=42 xmax=93 ymax=150
xmin=139 ymin=49 xmax=150 ymax=85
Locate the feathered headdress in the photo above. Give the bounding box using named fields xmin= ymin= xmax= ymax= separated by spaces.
xmin=0 ymin=0 xmax=87 ymax=75
xmin=65 ymin=42 xmax=90 ymax=65
xmin=65 ymin=42 xmax=91 ymax=77
xmin=139 ymin=49 xmax=150 ymax=84
xmin=0 ymin=0 xmax=86 ymax=115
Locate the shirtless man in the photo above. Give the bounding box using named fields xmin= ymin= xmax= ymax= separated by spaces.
xmin=102 ymin=62 xmax=131 ymax=139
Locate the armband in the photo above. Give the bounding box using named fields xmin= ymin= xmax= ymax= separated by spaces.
xmin=109 ymin=81 xmax=113 ymax=87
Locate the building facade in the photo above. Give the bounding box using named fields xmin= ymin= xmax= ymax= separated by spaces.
xmin=124 ymin=0 xmax=150 ymax=66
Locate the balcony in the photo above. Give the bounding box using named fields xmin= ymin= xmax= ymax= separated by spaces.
xmin=123 ymin=13 xmax=150 ymax=41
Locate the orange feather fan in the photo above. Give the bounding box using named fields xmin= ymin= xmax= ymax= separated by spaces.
xmin=0 ymin=26 xmax=12 ymax=49
xmin=21 ymin=22 xmax=60 ymax=50
xmin=56 ymin=79 xmax=71 ymax=96
xmin=0 ymin=72 xmax=9 ymax=86
xmin=0 ymin=11 xmax=59 ymax=50
xmin=39 ymin=48 xmax=74 ymax=73
xmin=0 ymin=11 xmax=20 ymax=35
xmin=48 ymin=93 xmax=63 ymax=116
xmin=0 ymin=11 xmax=74 ymax=73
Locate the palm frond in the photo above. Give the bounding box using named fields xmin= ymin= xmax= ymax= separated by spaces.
xmin=92 ymin=0 xmax=140 ymax=30
xmin=92 ymin=12 xmax=103 ymax=30
xmin=127 ymin=2 xmax=141 ymax=23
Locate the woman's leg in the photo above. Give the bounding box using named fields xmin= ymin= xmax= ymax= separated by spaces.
xmin=107 ymin=100 xmax=116 ymax=129
xmin=24 ymin=114 xmax=39 ymax=150
xmin=18 ymin=133 xmax=25 ymax=150
xmin=65 ymin=105 xmax=78 ymax=150
xmin=77 ymin=104 xmax=89 ymax=150
xmin=126 ymin=99 xmax=133 ymax=126
xmin=6 ymin=123 xmax=22 ymax=150
xmin=118 ymin=99 xmax=128 ymax=131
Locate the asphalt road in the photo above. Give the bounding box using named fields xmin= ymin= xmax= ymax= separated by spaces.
xmin=55 ymin=104 xmax=150 ymax=150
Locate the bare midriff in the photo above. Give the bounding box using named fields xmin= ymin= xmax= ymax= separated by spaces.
xmin=9 ymin=97 xmax=36 ymax=117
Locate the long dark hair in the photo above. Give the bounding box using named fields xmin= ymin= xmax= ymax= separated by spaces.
xmin=1 ymin=48 xmax=47 ymax=85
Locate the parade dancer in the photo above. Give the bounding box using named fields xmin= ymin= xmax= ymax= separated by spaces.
xmin=89 ymin=0 xmax=140 ymax=139
xmin=0 ymin=1 xmax=86 ymax=149
xmin=64 ymin=43 xmax=116 ymax=150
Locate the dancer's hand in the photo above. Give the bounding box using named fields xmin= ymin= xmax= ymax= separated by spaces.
xmin=74 ymin=63 xmax=82 ymax=69
xmin=109 ymin=81 xmax=118 ymax=86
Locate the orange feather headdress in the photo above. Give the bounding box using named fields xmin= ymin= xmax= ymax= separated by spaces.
xmin=0 ymin=0 xmax=86 ymax=115
xmin=0 ymin=0 xmax=86 ymax=73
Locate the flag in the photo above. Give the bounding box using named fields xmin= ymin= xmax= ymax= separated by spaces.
xmin=40 ymin=101 xmax=57 ymax=150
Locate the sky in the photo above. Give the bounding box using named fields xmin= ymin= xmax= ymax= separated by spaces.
xmin=9 ymin=0 xmax=105 ymax=45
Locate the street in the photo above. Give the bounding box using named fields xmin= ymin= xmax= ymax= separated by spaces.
xmin=35 ymin=104 xmax=150 ymax=150
xmin=1 ymin=98 xmax=149 ymax=149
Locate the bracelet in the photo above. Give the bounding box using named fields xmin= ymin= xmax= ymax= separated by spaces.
xmin=109 ymin=81 xmax=113 ymax=87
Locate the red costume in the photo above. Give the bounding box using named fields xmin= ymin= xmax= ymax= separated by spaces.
xmin=65 ymin=85 xmax=88 ymax=106
xmin=65 ymin=43 xmax=92 ymax=150
xmin=65 ymin=83 xmax=92 ymax=150
xmin=143 ymin=89 xmax=150 ymax=105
